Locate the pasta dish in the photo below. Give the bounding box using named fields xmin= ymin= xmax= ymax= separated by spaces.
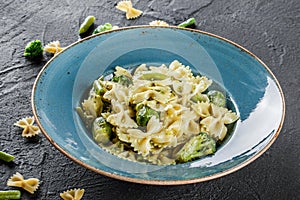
xmin=77 ymin=60 xmax=239 ymax=165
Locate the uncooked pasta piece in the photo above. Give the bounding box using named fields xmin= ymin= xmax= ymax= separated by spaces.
xmin=116 ymin=1 xmax=143 ymax=19
xmin=60 ymin=188 xmax=85 ymax=200
xmin=7 ymin=172 xmax=39 ymax=194
xmin=14 ymin=117 xmax=40 ymax=137
xmin=149 ymin=20 xmax=169 ymax=26
xmin=44 ymin=41 xmax=64 ymax=54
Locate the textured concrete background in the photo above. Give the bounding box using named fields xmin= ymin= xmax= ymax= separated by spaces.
xmin=0 ymin=0 xmax=299 ymax=199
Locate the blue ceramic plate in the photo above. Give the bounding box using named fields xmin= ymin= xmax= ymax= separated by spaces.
xmin=32 ymin=26 xmax=285 ymax=185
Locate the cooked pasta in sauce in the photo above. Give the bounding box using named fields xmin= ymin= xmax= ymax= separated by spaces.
xmin=77 ymin=60 xmax=239 ymax=165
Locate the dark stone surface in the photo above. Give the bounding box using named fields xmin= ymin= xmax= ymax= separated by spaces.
xmin=0 ymin=0 xmax=299 ymax=199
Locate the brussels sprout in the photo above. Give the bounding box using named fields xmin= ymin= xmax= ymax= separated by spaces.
xmin=207 ymin=90 xmax=226 ymax=107
xmin=136 ymin=105 xmax=159 ymax=127
xmin=111 ymin=75 xmax=133 ymax=87
xmin=92 ymin=117 xmax=113 ymax=144
xmin=176 ymin=132 xmax=216 ymax=163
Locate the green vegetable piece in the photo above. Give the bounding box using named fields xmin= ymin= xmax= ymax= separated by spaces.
xmin=0 ymin=190 xmax=21 ymax=200
xmin=0 ymin=151 xmax=14 ymax=162
xmin=191 ymin=93 xmax=209 ymax=103
xmin=93 ymin=80 xmax=106 ymax=95
xmin=92 ymin=117 xmax=113 ymax=144
xmin=93 ymin=23 xmax=116 ymax=34
xmin=176 ymin=132 xmax=216 ymax=163
xmin=24 ymin=40 xmax=43 ymax=57
xmin=111 ymin=75 xmax=133 ymax=87
xmin=207 ymin=90 xmax=226 ymax=107
xmin=136 ymin=105 xmax=159 ymax=127
xmin=79 ymin=15 xmax=96 ymax=34
xmin=178 ymin=17 xmax=196 ymax=28
xmin=140 ymin=73 xmax=168 ymax=80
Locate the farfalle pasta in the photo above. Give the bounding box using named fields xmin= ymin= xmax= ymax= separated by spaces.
xmin=116 ymin=1 xmax=143 ymax=19
xmin=60 ymin=188 xmax=85 ymax=200
xmin=44 ymin=40 xmax=64 ymax=54
xmin=149 ymin=20 xmax=169 ymax=26
xmin=14 ymin=117 xmax=40 ymax=137
xmin=77 ymin=60 xmax=239 ymax=165
xmin=7 ymin=172 xmax=40 ymax=194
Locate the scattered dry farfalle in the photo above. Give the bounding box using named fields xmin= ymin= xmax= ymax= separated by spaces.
xmin=149 ymin=20 xmax=169 ymax=26
xmin=7 ymin=172 xmax=40 ymax=194
xmin=116 ymin=1 xmax=143 ymax=19
xmin=60 ymin=188 xmax=85 ymax=200
xmin=44 ymin=40 xmax=65 ymax=54
xmin=14 ymin=116 xmax=40 ymax=137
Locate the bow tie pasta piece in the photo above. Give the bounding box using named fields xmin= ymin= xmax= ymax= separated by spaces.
xmin=14 ymin=117 xmax=40 ymax=137
xmin=106 ymin=100 xmax=138 ymax=128
xmin=116 ymin=1 xmax=143 ymax=19
xmin=114 ymin=66 xmax=132 ymax=78
xmin=168 ymin=60 xmax=194 ymax=80
xmin=103 ymin=83 xmax=130 ymax=104
xmin=81 ymin=94 xmax=103 ymax=118
xmin=7 ymin=172 xmax=40 ymax=194
xmin=199 ymin=103 xmax=239 ymax=141
xmin=60 ymin=188 xmax=85 ymax=200
xmin=149 ymin=20 xmax=169 ymax=26
xmin=192 ymin=102 xmax=212 ymax=118
xmin=127 ymin=117 xmax=163 ymax=156
xmin=44 ymin=41 xmax=64 ymax=55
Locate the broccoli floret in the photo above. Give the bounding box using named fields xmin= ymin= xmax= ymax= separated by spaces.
xmin=176 ymin=132 xmax=216 ymax=163
xmin=111 ymin=75 xmax=133 ymax=87
xmin=93 ymin=23 xmax=118 ymax=34
xmin=207 ymin=90 xmax=226 ymax=107
xmin=136 ymin=104 xmax=159 ymax=127
xmin=24 ymin=40 xmax=43 ymax=57
xmin=92 ymin=117 xmax=113 ymax=144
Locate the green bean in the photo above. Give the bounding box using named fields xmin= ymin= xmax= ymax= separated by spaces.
xmin=178 ymin=18 xmax=196 ymax=28
xmin=79 ymin=16 xmax=96 ymax=34
xmin=0 ymin=151 xmax=14 ymax=162
xmin=207 ymin=90 xmax=226 ymax=107
xmin=140 ymin=73 xmax=168 ymax=80
xmin=0 ymin=190 xmax=21 ymax=200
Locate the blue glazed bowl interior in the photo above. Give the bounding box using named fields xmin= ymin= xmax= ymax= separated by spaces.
xmin=32 ymin=27 xmax=284 ymax=184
